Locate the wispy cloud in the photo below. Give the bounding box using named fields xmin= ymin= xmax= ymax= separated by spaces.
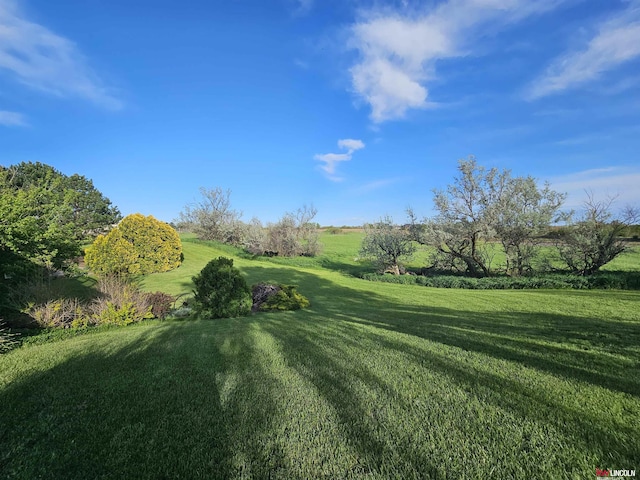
xmin=528 ymin=1 xmax=640 ymax=99
xmin=0 ymin=109 xmax=27 ymax=127
xmin=0 ymin=0 xmax=122 ymax=109
xmin=547 ymin=166 xmax=640 ymax=210
xmin=348 ymin=0 xmax=565 ymax=123
xmin=291 ymin=0 xmax=313 ymax=16
xmin=352 ymin=177 xmax=402 ymax=195
xmin=551 ymin=124 xmax=640 ymax=146
xmin=314 ymin=138 xmax=365 ymax=181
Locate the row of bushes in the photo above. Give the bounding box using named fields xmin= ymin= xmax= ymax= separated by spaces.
xmin=361 ymin=272 xmax=640 ymax=290
xmin=1 ymin=256 xmax=310 ymax=340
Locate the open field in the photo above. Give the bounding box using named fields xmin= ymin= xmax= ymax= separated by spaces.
xmin=1 ymin=233 xmax=639 ymax=478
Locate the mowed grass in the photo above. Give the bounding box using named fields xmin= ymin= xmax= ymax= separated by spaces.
xmin=1 ymin=233 xmax=640 ymax=478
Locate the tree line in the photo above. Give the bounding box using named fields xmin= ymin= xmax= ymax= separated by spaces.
xmin=174 ymin=187 xmax=321 ymax=257
xmin=1 ymin=159 xmax=637 ymax=284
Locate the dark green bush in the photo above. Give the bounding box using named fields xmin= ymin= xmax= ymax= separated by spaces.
xmin=258 ymin=284 xmax=310 ymax=311
xmin=361 ymin=273 xmax=416 ymax=285
xmin=192 ymin=257 xmax=252 ymax=318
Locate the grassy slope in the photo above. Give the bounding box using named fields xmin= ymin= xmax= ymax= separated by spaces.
xmin=1 ymin=233 xmax=639 ymax=478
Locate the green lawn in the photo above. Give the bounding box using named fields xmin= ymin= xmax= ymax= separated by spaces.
xmin=1 ymin=233 xmax=639 ymax=478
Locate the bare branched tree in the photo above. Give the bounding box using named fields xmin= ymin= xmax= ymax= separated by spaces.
xmin=265 ymin=204 xmax=320 ymax=257
xmin=176 ymin=187 xmax=244 ymax=244
xmin=491 ymin=178 xmax=566 ymax=275
xmin=243 ymin=217 xmax=267 ymax=255
xmin=557 ymin=193 xmax=639 ymax=275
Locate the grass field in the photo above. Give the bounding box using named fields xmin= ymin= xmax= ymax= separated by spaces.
xmin=1 ymin=232 xmax=639 ymax=478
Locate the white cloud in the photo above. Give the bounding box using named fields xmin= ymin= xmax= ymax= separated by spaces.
xmin=348 ymin=0 xmax=565 ymax=123
xmin=314 ymin=153 xmax=351 ymax=175
xmin=547 ymin=166 xmax=640 ymax=210
xmin=314 ymin=138 xmax=365 ymax=181
xmin=337 ymin=138 xmax=365 ymax=152
xmin=0 ymin=0 xmax=122 ymax=109
xmin=528 ymin=2 xmax=640 ymax=99
xmin=0 ymin=109 xmax=27 ymax=126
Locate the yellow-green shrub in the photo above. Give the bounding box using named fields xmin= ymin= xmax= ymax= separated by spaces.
xmin=85 ymin=213 xmax=182 ymax=275
xmin=253 ymin=284 xmax=310 ymax=311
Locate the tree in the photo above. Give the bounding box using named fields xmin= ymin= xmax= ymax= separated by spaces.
xmin=243 ymin=217 xmax=267 ymax=255
xmin=266 ymin=214 xmax=299 ymax=256
xmin=176 ymin=187 xmax=244 ymax=244
xmin=295 ymin=204 xmax=321 ymax=256
xmin=360 ymin=216 xmax=416 ymax=275
xmin=265 ymin=204 xmax=321 ymax=257
xmin=491 ymin=176 xmax=565 ymax=276
xmin=423 ymin=157 xmax=497 ymax=277
xmin=418 ymin=156 xmax=565 ymax=277
xmin=0 ymin=162 xmax=120 ymax=270
xmin=557 ymin=194 xmax=638 ymax=275
xmin=85 ymin=214 xmax=182 ymax=275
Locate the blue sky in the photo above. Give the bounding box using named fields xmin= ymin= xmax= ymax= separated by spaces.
xmin=1 ymin=0 xmax=639 ymax=226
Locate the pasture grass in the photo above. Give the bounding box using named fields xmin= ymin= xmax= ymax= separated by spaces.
xmin=1 ymin=232 xmax=639 ymax=478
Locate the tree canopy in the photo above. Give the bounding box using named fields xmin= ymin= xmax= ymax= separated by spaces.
xmin=360 ymin=216 xmax=416 ymax=275
xmin=416 ymin=156 xmax=565 ymax=277
xmin=0 ymin=162 xmax=121 ymax=270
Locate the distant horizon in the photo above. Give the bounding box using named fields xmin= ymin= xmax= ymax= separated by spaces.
xmin=2 ymin=0 xmax=639 ymax=226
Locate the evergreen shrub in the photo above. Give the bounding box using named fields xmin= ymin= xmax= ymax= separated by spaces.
xmin=85 ymin=213 xmax=182 ymax=276
xmin=192 ymin=257 xmax=252 ymax=318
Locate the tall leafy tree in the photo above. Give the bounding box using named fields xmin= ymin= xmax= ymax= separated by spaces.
xmin=0 ymin=162 xmax=121 ymax=269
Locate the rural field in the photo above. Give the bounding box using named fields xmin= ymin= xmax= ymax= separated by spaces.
xmin=1 ymin=232 xmax=639 ymax=479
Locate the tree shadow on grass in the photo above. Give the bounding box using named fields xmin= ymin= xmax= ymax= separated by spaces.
xmin=258 ymin=315 xmax=640 ymax=477
xmin=258 ymin=317 xmax=446 ymax=478
xmin=366 ymin=327 xmax=640 ymax=464
xmin=258 ymin=312 xmax=640 ymax=476
xmin=241 ymin=264 xmax=640 ymax=396
xmin=317 ymin=258 xmax=371 ymax=277
xmin=239 ymin=264 xmax=640 ymax=469
xmin=2 ymin=262 xmax=640 ymax=478
xmin=0 ymin=321 xmax=288 ymax=479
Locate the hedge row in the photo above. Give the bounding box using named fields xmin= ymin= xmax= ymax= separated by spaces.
xmin=361 ymin=272 xmax=640 ymax=290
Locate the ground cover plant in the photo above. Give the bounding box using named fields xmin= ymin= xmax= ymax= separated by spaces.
xmin=1 ymin=232 xmax=639 ymax=478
